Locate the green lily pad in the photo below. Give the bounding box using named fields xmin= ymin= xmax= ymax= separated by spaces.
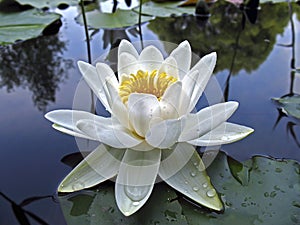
xmin=16 ymin=0 xmax=78 ymax=8
xmin=0 ymin=9 xmax=61 ymax=45
xmin=58 ymin=151 xmax=299 ymax=224
xmin=75 ymin=8 xmax=153 ymax=29
xmin=181 ymin=152 xmax=300 ymax=225
xmin=273 ymin=95 xmax=300 ymax=119
xmin=59 ymin=182 xmax=188 ymax=225
xmin=134 ymin=1 xmax=195 ymax=17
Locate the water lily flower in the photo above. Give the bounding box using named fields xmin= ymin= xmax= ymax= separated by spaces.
xmin=45 ymin=40 xmax=253 ymax=216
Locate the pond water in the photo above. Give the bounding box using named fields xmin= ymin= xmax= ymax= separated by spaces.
xmin=0 ymin=1 xmax=300 ymax=224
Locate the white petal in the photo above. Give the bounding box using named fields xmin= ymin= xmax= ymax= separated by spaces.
xmin=139 ymin=45 xmax=164 ymax=72
xmin=160 ymin=81 xmax=182 ymax=119
xmin=45 ymin=110 xmax=99 ymax=139
xmin=146 ymin=118 xmax=183 ymax=148
xmin=157 ymin=56 xmax=179 ymax=79
xmin=170 ymin=40 xmax=191 ymax=79
xmin=105 ymin=79 xmax=131 ymax=129
xmin=78 ymin=61 xmax=113 ymax=111
xmin=95 ymin=62 xmax=119 ymax=88
xmin=187 ymin=122 xmax=254 ymax=146
xmin=186 ymin=52 xmax=217 ymax=112
xmin=115 ymin=149 xmax=161 ymax=216
xmin=159 ymin=143 xmax=223 ymax=211
xmin=159 ymin=142 xmax=195 ymax=180
xmin=179 ymin=101 xmax=238 ymax=142
xmin=118 ymin=39 xmax=139 ymax=59
xmin=58 ymin=144 xmax=124 ymax=192
xmin=128 ymin=93 xmax=161 ymax=137
xmin=52 ymin=124 xmax=93 ymax=140
xmin=76 ymin=117 xmax=143 ymax=148
xmin=181 ymin=69 xmax=199 ymax=114
xmin=118 ymin=52 xmax=138 ymax=77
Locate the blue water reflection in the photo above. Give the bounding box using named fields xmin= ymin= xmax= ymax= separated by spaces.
xmin=0 ymin=1 xmax=299 ymax=224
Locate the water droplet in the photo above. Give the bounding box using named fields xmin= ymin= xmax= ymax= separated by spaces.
xmin=264 ymin=192 xmax=269 ymax=197
xmin=72 ymin=182 xmax=85 ymax=191
xmin=206 ymin=189 xmax=216 ymax=197
xmin=221 ymin=136 xmax=229 ymax=141
xmin=270 ymin=191 xmax=277 ymax=198
xmin=241 ymin=203 xmax=247 ymax=207
xmin=190 ymin=171 xmax=196 ymax=177
xmin=193 ymin=186 xmax=199 ymax=192
xmin=275 ymin=168 xmax=282 ymax=173
xmin=291 ymin=214 xmax=299 ymax=223
xmin=274 ymin=185 xmax=280 ymax=191
xmin=132 ymin=201 xmax=140 ymax=206
xmin=184 ymin=181 xmax=188 ymax=184
xmin=124 ymin=185 xmax=150 ymax=202
xmin=193 ymin=162 xmax=198 ymax=166
xmin=202 ymin=182 xmax=208 ymax=188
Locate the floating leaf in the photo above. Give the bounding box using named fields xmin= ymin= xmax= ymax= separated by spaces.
xmin=181 ymin=152 xmax=300 ymax=225
xmin=272 ymin=95 xmax=300 ymax=119
xmin=134 ymin=1 xmax=195 ymax=17
xmin=59 ymin=182 xmax=188 ymax=225
xmin=0 ymin=9 xmax=61 ymax=45
xmin=59 ymin=151 xmax=299 ymax=224
xmin=75 ymin=9 xmax=153 ymax=29
xmin=16 ymin=0 xmax=79 ymax=8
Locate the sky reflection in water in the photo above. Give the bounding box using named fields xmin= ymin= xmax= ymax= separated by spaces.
xmin=0 ymin=1 xmax=299 ymax=224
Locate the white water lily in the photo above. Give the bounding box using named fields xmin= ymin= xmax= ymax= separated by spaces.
xmin=45 ymin=40 xmax=253 ymax=216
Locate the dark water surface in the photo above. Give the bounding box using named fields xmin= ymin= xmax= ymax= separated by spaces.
xmin=0 ymin=1 xmax=300 ymax=224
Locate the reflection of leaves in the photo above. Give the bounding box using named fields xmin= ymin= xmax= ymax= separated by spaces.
xmin=59 ymin=152 xmax=300 ymax=224
xmin=273 ymin=95 xmax=300 ymax=119
xmin=0 ymin=34 xmax=73 ymax=111
xmin=76 ymin=8 xmax=153 ymax=29
xmin=148 ymin=2 xmax=290 ymax=75
xmin=0 ymin=9 xmax=61 ymax=45
xmin=0 ymin=192 xmax=51 ymax=225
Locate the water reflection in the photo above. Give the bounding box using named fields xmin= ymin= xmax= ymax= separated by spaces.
xmin=148 ymin=2 xmax=290 ymax=74
xmin=0 ymin=34 xmax=73 ymax=112
xmin=272 ymin=2 xmax=300 ymax=149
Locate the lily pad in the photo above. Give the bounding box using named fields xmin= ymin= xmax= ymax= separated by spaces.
xmin=0 ymin=9 xmax=61 ymax=45
xmin=59 ymin=182 xmax=188 ymax=225
xmin=58 ymin=151 xmax=299 ymax=224
xmin=134 ymin=1 xmax=195 ymax=17
xmin=16 ymin=0 xmax=78 ymax=8
xmin=75 ymin=9 xmax=153 ymax=29
xmin=181 ymin=152 xmax=300 ymax=225
xmin=272 ymin=95 xmax=300 ymax=119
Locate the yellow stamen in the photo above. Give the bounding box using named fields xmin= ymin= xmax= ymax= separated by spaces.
xmin=119 ymin=70 xmax=177 ymax=104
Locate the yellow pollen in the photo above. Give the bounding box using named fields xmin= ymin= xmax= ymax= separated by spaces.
xmin=119 ymin=70 xmax=177 ymax=104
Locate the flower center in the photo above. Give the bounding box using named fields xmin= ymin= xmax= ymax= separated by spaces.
xmin=119 ymin=70 xmax=177 ymax=104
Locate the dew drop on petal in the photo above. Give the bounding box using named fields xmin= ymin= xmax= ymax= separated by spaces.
xmin=193 ymin=186 xmax=199 ymax=192
xmin=221 ymin=136 xmax=229 ymax=141
xmin=132 ymin=201 xmax=140 ymax=206
xmin=190 ymin=171 xmax=196 ymax=177
xmin=124 ymin=185 xmax=150 ymax=202
xmin=206 ymin=189 xmax=216 ymax=198
xmin=72 ymin=182 xmax=85 ymax=191
xmin=202 ymin=182 xmax=208 ymax=188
